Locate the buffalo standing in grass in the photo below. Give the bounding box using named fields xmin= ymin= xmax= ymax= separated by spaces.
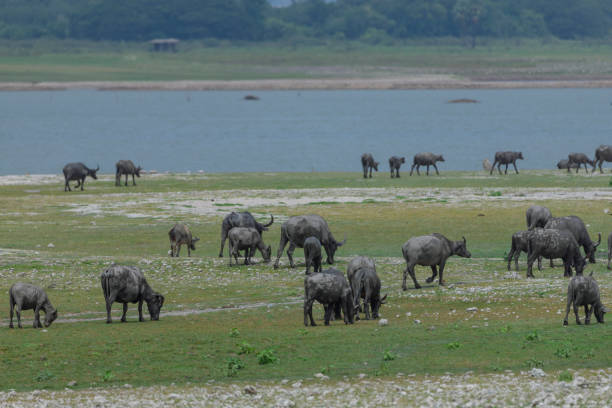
xmin=401 ymin=233 xmax=471 ymax=290
xmin=544 ymin=216 xmax=601 ymax=264
xmin=526 ymin=205 xmax=552 ymax=231
xmin=557 ymin=159 xmax=579 ymax=170
xmin=219 ymin=212 xmax=273 ymax=257
xmin=63 ymin=162 xmax=99 ymax=191
xmin=169 ymin=223 xmax=200 ymax=257
xmin=388 ymin=156 xmax=405 ymax=178
xmin=351 ymin=266 xmax=387 ymax=320
xmin=303 ymin=236 xmax=322 ymax=274
xmin=490 ymin=151 xmax=523 ymax=175
xmin=526 ymin=229 xmax=586 ymax=278
xmin=594 ymin=145 xmax=612 ymax=173
xmin=9 ymin=283 xmax=57 ymax=329
xmin=567 ymin=153 xmax=595 ymax=173
xmin=507 ymin=230 xmax=544 ymax=271
xmin=303 ymin=270 xmax=354 ymax=326
xmin=410 ymin=153 xmax=445 ymax=176
xmin=228 ymin=227 xmax=271 ymax=266
xmin=346 ymin=256 xmax=376 ymax=314
xmin=361 ymin=153 xmax=379 ymax=178
xmin=115 ymin=160 xmax=142 ymax=186
xmin=563 ymin=272 xmax=608 ymax=325
xmin=607 ymin=232 xmax=612 ymax=270
xmin=274 ymin=215 xmax=345 ymax=269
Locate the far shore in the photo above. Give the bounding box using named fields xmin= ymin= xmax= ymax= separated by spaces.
xmin=3 ymin=76 xmax=612 ymax=91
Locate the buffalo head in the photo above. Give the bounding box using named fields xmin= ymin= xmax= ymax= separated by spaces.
xmin=400 ymin=157 xmax=405 ymax=164
xmin=517 ymin=152 xmax=524 ymax=160
xmin=262 ymin=245 xmax=272 ymax=263
xmin=453 ymin=237 xmax=471 ymax=258
xmin=373 ymin=161 xmax=379 ymax=171
xmin=326 ymin=235 xmax=347 ymax=265
xmin=135 ymin=166 xmax=142 ymax=177
xmin=147 ymin=293 xmax=165 ymax=321
xmin=190 ymin=237 xmax=200 ymax=251
xmin=89 ymin=165 xmax=100 ymax=180
xmin=44 ymin=308 xmax=58 ymax=327
xmin=371 ymin=293 xmax=387 ymax=319
xmin=437 ymin=155 xmax=445 ymax=162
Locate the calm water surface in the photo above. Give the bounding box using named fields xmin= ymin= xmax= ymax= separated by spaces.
xmin=1 ymin=89 xmax=611 ymax=175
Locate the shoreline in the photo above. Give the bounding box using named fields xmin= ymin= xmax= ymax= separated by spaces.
xmin=4 ymin=76 xmax=612 ymax=91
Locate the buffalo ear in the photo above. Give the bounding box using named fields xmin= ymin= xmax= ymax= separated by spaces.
xmin=462 ymin=236 xmax=466 ymax=245
xmin=380 ymin=294 xmax=388 ymax=304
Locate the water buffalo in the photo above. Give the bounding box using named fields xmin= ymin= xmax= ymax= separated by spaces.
xmin=115 ymin=160 xmax=142 ymax=186
xmin=526 ymin=205 xmax=552 ymax=230
xmin=63 ymin=162 xmax=99 ymax=191
xmin=563 ymin=272 xmax=608 ymax=325
xmin=303 ymin=271 xmax=354 ymax=326
xmin=594 ymin=145 xmax=612 ymax=173
xmin=9 ymin=283 xmax=57 ymax=329
xmin=228 ymin=227 xmax=271 ymax=266
xmin=526 ymin=229 xmax=586 ymax=278
xmin=607 ymin=232 xmax=612 ymax=270
xmin=490 ymin=151 xmax=523 ymax=175
xmin=351 ymin=266 xmax=387 ymax=320
xmin=168 ymin=223 xmax=200 ymax=257
xmin=401 ymin=233 xmax=471 ymax=290
xmin=303 ymin=236 xmax=322 ymax=274
xmin=388 ymin=156 xmax=405 ymax=178
xmin=557 ymin=159 xmax=579 ymax=170
xmin=361 ymin=153 xmax=379 ymax=178
xmin=567 ymin=153 xmax=595 ymax=173
xmin=544 ymin=216 xmax=601 ymax=264
xmin=274 ymin=215 xmax=345 ymax=269
xmin=101 ymin=264 xmax=164 ymax=323
xmin=410 ymin=153 xmax=445 ymax=176
xmin=507 ymin=230 xmax=543 ymax=271
xmin=219 ymin=212 xmax=273 ymax=257
xmin=346 ymin=256 xmax=376 ymax=285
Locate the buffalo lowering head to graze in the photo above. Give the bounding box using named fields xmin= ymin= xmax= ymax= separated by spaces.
xmin=274 ymin=214 xmax=345 ymax=269
xmin=9 ymin=283 xmax=57 ymax=329
xmin=557 ymin=159 xmax=579 ymax=170
xmin=388 ymin=156 xmax=405 ymax=178
xmin=115 ymin=160 xmax=142 ymax=186
xmin=526 ymin=205 xmax=552 ymax=231
xmin=303 ymin=236 xmax=322 ymax=274
xmin=410 ymin=153 xmax=445 ymax=176
xmin=594 ymin=145 xmax=612 ymax=173
xmin=303 ymin=270 xmax=354 ymax=326
xmin=361 ymin=153 xmax=379 ymax=178
xmin=564 ymin=272 xmax=608 ymax=325
xmin=169 ymin=223 xmax=200 ymax=257
xmin=567 ymin=153 xmax=595 ymax=173
xmin=228 ymin=227 xmax=271 ymax=266
xmin=351 ymin=266 xmax=387 ymax=320
xmin=101 ymin=264 xmax=164 ymax=323
xmin=219 ymin=212 xmax=273 ymax=257
xmin=490 ymin=151 xmax=523 ymax=175
xmin=526 ymin=228 xmax=586 ymax=278
xmin=62 ymin=162 xmax=99 ymax=191
xmin=401 ymin=233 xmax=470 ymax=290
xmin=544 ymin=216 xmax=601 ymax=264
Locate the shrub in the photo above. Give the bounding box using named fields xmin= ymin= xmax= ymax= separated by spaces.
xmin=558 ymin=371 xmax=573 ymax=382
xmin=257 ymin=349 xmax=278 ymax=365
xmin=446 ymin=342 xmax=462 ymax=350
xmin=383 ymin=351 xmax=396 ymax=361
xmin=227 ymin=357 xmax=245 ymax=377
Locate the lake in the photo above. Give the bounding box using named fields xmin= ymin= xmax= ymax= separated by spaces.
xmin=1 ymin=88 xmax=610 ymax=175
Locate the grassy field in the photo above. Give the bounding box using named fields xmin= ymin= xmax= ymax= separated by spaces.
xmin=0 ymin=171 xmax=611 ymax=392
xmin=1 ymin=39 xmax=612 ymax=82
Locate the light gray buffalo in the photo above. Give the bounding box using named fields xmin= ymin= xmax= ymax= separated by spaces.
xmin=526 ymin=205 xmax=552 ymax=230
xmin=388 ymin=156 xmax=405 ymax=178
xmin=361 ymin=153 xmax=379 ymax=178
xmin=563 ymin=272 xmax=608 ymax=325
xmin=228 ymin=227 xmax=271 ymax=266
xmin=351 ymin=266 xmax=387 ymax=320
xmin=567 ymin=153 xmax=595 ymax=173
xmin=101 ymin=264 xmax=165 ymax=323
xmin=9 ymin=283 xmax=57 ymax=329
xmin=219 ymin=212 xmax=273 ymax=257
xmin=557 ymin=159 xmax=579 ymax=170
xmin=594 ymin=145 xmax=612 ymax=173
xmin=410 ymin=152 xmax=445 ymax=176
xmin=544 ymin=216 xmax=601 ymax=264
xmin=526 ymin=229 xmax=586 ymax=278
xmin=168 ymin=223 xmax=200 ymax=257
xmin=303 ymin=236 xmax=322 ymax=274
xmin=490 ymin=151 xmax=523 ymax=175
xmin=63 ymin=162 xmax=99 ymax=191
xmin=346 ymin=256 xmax=376 ymax=285
xmin=303 ymin=271 xmax=354 ymax=326
xmin=115 ymin=159 xmax=142 ymax=186
xmin=401 ymin=233 xmax=471 ymax=290
xmin=274 ymin=215 xmax=345 ymax=269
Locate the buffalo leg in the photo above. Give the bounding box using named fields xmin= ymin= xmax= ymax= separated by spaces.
xmin=228 ymin=241 xmax=234 ymax=266
xmin=323 ymin=306 xmax=332 ymax=326
xmin=513 ymin=250 xmax=520 ymax=271
xmin=364 ymin=288 xmax=372 ymax=320
xmin=121 ymin=303 xmax=128 ymax=322
xmin=563 ymin=258 xmax=572 ymax=277
xmin=390 ymin=168 xmax=394 ymax=178
xmin=218 ymin=229 xmax=228 ymax=257
xmin=333 ymin=302 xmax=342 ymax=320
xmin=438 ymin=261 xmax=446 ymax=285
xmin=489 ymin=160 xmax=497 ymax=175
xmin=175 ymin=244 xmax=181 ymax=257
xmin=574 ymin=301 xmax=581 ymax=325
xmin=132 ymin=174 xmax=136 ymax=186
xmin=304 ymin=298 xmax=316 ymax=326
xmin=608 ymin=249 xmax=611 ymax=270
xmin=433 ymin=163 xmax=440 ymax=175
xmin=410 ymin=164 xmax=416 ymax=176
xmin=563 ymin=297 xmax=573 ymax=326
xmin=124 ymin=174 xmax=128 ymax=186
xmin=504 ymin=163 xmax=509 ymax=174
xmin=584 ymin=305 xmax=591 ymax=325
xmin=497 ymin=162 xmax=503 ymax=174
xmin=286 ymin=243 xmax=296 ymax=268
xmin=512 ymin=162 xmax=519 ymax=174
xmin=314 ymin=257 xmax=321 ymax=273
xmin=340 ymin=299 xmax=350 ymax=324
xmin=65 ymin=178 xmax=71 ymax=191
xmin=426 ymin=165 xmax=430 ymax=175
xmin=9 ymin=298 xmax=14 ymax=329
xmin=169 ymin=243 xmax=175 ymax=257
xmin=369 ymin=166 xmax=373 ymax=178
xmin=526 ymin=253 xmax=537 ymax=278
xmin=274 ymin=233 xmax=289 ymax=269
xmin=362 ymin=165 xmax=368 ymax=179
xmin=187 ymin=245 xmax=191 ymax=257
xmin=138 ymin=300 xmax=144 ymax=322
xmin=537 ymin=255 xmax=542 ymax=271
xmin=396 ymin=168 xmax=400 ymax=178
xmin=426 ymin=265 xmax=438 ymax=283
xmin=80 ymin=177 xmax=85 ymax=190
xmin=34 ymin=306 xmax=41 ymax=328
xmin=15 ymin=303 xmax=22 ymax=328
xmin=416 ymin=165 xmax=421 ymax=175
xmin=243 ymin=247 xmax=250 ymax=265
xmin=105 ymin=298 xmax=113 ymax=324
xmin=403 ymin=265 xmax=421 ymax=290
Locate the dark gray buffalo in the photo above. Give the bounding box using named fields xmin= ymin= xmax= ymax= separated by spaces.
xmin=101 ymin=264 xmax=165 ymax=323
xmin=303 ymin=236 xmax=322 ymax=274
xmin=563 ymin=272 xmax=608 ymax=325
xmin=388 ymin=156 xmax=405 ymax=178
xmin=274 ymin=215 xmax=346 ymax=269
xmin=303 ymin=271 xmax=354 ymax=326
xmin=544 ymin=216 xmax=601 ymax=264
xmin=228 ymin=227 xmax=271 ymax=265
xmin=490 ymin=151 xmax=523 ymax=175
xmin=526 ymin=229 xmax=586 ymax=278
xmin=594 ymin=145 xmax=612 ymax=173
xmin=115 ymin=160 xmax=142 ymax=186
xmin=401 ymin=233 xmax=471 ymax=290
xmin=63 ymin=162 xmax=99 ymax=191
xmin=607 ymin=232 xmax=612 ymax=270
xmin=9 ymin=283 xmax=57 ymax=329
xmin=410 ymin=152 xmax=445 ymax=176
xmin=168 ymin=223 xmax=200 ymax=257
xmin=346 ymin=256 xmax=376 ymax=285
xmin=526 ymin=205 xmax=552 ymax=230
xmin=557 ymin=159 xmax=579 ymax=170
xmin=351 ymin=266 xmax=387 ymax=320
xmin=219 ymin=212 xmax=273 ymax=257
xmin=361 ymin=153 xmax=379 ymax=178
xmin=507 ymin=230 xmax=543 ymax=271
xmin=567 ymin=153 xmax=595 ymax=173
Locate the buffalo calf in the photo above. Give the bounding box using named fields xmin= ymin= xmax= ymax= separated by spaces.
xmin=304 ymin=236 xmax=322 ymax=274
xmin=304 ymin=272 xmax=354 ymax=326
xmin=563 ymin=273 xmax=608 ymax=325
xmin=351 ymin=266 xmax=387 ymax=320
xmin=361 ymin=153 xmax=379 ymax=178
xmin=169 ymin=223 xmax=200 ymax=257
xmin=9 ymin=283 xmax=57 ymax=329
xmin=228 ymin=227 xmax=271 ymax=265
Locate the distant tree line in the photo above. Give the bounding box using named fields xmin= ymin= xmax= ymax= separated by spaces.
xmin=0 ymin=0 xmax=610 ymax=43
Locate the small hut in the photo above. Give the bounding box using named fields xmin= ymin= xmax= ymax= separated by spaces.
xmin=149 ymin=38 xmax=179 ymax=52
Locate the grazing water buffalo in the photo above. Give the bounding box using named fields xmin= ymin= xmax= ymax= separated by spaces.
xmin=563 ymin=272 xmax=608 ymax=325
xmin=544 ymin=216 xmax=601 ymax=264
xmin=557 ymin=159 xmax=579 ymax=170
xmin=607 ymin=232 xmax=612 ymax=270
xmin=63 ymin=162 xmax=99 ymax=191
xmin=388 ymin=156 xmax=405 ymax=178
xmin=361 ymin=153 xmax=379 ymax=178
xmin=410 ymin=153 xmax=445 ymax=176
xmin=490 ymin=151 xmax=523 ymax=175
xmin=228 ymin=227 xmax=271 ymax=266
xmin=351 ymin=266 xmax=387 ymax=320
xmin=401 ymin=233 xmax=471 ymax=290
xmin=101 ymin=264 xmax=164 ymax=323
xmin=303 ymin=271 xmax=354 ymax=326
xmin=274 ymin=215 xmax=345 ymax=269
xmin=9 ymin=283 xmax=57 ymax=329
xmin=507 ymin=230 xmax=543 ymax=271
xmin=303 ymin=236 xmax=322 ymax=274
xmin=594 ymin=145 xmax=612 ymax=173
xmin=115 ymin=160 xmax=142 ymax=186
xmin=526 ymin=229 xmax=586 ymax=278
xmin=346 ymin=256 xmax=376 ymax=284
xmin=168 ymin=223 xmax=200 ymax=257
xmin=526 ymin=205 xmax=552 ymax=230
xmin=567 ymin=153 xmax=595 ymax=173
xmin=219 ymin=212 xmax=273 ymax=257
